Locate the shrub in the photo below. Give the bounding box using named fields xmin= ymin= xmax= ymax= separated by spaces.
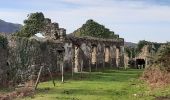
xmin=0 ymin=34 xmax=8 ymax=49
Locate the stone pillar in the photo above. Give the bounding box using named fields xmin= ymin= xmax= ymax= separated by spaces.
xmin=72 ymin=45 xmax=75 ymax=75
xmin=120 ymin=46 xmax=125 ymax=67
xmin=105 ymin=47 xmax=110 ymax=63
xmin=116 ymin=47 xmax=120 ymax=68
xmin=110 ymin=47 xmax=113 ymax=68
xmin=74 ymin=46 xmax=80 ymax=72
xmin=102 ymin=44 xmax=105 ymax=69
xmin=112 ymin=46 xmax=117 ymax=67
xmin=104 ymin=47 xmax=110 ymax=67
xmin=91 ymin=46 xmax=97 ymax=65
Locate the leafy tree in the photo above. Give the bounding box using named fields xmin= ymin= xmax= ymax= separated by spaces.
xmin=14 ymin=12 xmax=46 ymax=37
xmin=73 ymin=19 xmax=118 ymax=39
xmin=137 ymin=40 xmax=162 ymax=53
xmin=125 ymin=46 xmax=137 ymax=58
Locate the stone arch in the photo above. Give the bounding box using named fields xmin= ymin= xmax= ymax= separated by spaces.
xmin=136 ymin=58 xmax=145 ymax=69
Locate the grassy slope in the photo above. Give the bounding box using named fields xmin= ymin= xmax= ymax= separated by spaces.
xmin=23 ymin=69 xmax=170 ymax=100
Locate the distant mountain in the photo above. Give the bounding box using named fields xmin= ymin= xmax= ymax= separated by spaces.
xmin=0 ymin=19 xmax=22 ymax=33
xmin=125 ymin=42 xmax=137 ymax=48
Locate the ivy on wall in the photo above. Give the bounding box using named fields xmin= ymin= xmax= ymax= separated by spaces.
xmin=72 ymin=19 xmax=119 ymax=39
xmin=0 ymin=34 xmax=8 ymax=49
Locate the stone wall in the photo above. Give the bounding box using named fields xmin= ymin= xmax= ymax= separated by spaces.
xmin=0 ymin=36 xmax=64 ymax=86
xmin=0 ymin=46 xmax=8 ymax=85
xmin=0 ymin=33 xmax=124 ymax=86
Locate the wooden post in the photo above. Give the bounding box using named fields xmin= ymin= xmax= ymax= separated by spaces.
xmin=35 ymin=66 xmax=44 ymax=90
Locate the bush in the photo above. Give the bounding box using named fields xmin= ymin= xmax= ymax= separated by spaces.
xmin=142 ymin=43 xmax=170 ymax=87
xmin=0 ymin=34 xmax=8 ymax=49
xmin=142 ymin=64 xmax=170 ymax=87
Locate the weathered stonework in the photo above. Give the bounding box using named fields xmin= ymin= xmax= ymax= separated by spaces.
xmin=0 ymin=21 xmax=125 ymax=86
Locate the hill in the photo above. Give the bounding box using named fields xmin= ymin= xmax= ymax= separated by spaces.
xmin=125 ymin=42 xmax=137 ymax=48
xmin=0 ymin=19 xmax=22 ymax=33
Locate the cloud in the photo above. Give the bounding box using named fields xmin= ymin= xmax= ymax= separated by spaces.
xmin=0 ymin=0 xmax=170 ymax=43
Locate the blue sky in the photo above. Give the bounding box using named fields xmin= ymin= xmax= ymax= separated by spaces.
xmin=0 ymin=0 xmax=170 ymax=43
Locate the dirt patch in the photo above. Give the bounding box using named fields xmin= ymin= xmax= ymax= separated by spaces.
xmin=0 ymin=87 xmax=34 ymax=100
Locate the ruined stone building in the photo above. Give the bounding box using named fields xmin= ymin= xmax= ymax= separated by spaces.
xmin=0 ymin=20 xmax=124 ymax=86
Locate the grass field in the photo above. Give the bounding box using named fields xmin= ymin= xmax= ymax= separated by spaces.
xmin=20 ymin=69 xmax=170 ymax=100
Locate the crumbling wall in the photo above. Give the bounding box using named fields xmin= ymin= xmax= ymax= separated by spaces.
xmin=96 ymin=44 xmax=105 ymax=68
xmin=0 ymin=35 xmax=8 ymax=86
xmin=64 ymin=42 xmax=73 ymax=71
xmin=0 ymin=36 xmax=64 ymax=86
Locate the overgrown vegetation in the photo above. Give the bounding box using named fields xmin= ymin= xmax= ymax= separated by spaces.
xmin=137 ymin=40 xmax=162 ymax=53
xmin=72 ymin=19 xmax=119 ymax=39
xmin=125 ymin=46 xmax=137 ymax=58
xmin=125 ymin=40 xmax=163 ymax=58
xmin=0 ymin=34 xmax=8 ymax=49
xmin=142 ymin=43 xmax=170 ymax=86
xmin=14 ymin=12 xmax=47 ymax=37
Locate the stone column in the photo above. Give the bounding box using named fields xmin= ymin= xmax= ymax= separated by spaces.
xmin=112 ymin=46 xmax=117 ymax=67
xmin=74 ymin=46 xmax=80 ymax=72
xmin=119 ymin=46 xmax=125 ymax=67
xmin=102 ymin=44 xmax=105 ymax=69
xmin=116 ymin=47 xmax=120 ymax=68
xmin=91 ymin=46 xmax=97 ymax=71
xmin=72 ymin=45 xmax=75 ymax=76
xmin=105 ymin=47 xmax=110 ymax=63
xmin=89 ymin=45 xmax=92 ymax=72
xmin=91 ymin=46 xmax=97 ymax=65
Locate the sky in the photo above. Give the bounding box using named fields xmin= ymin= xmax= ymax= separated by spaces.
xmin=0 ymin=0 xmax=170 ymax=43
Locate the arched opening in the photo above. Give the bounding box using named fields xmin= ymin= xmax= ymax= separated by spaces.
xmin=136 ymin=59 xmax=145 ymax=69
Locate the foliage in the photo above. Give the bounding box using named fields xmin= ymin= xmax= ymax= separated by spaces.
xmin=73 ymin=19 xmax=118 ymax=39
xmin=153 ymin=43 xmax=170 ymax=71
xmin=0 ymin=34 xmax=8 ymax=49
xmin=137 ymin=40 xmax=162 ymax=53
xmin=125 ymin=46 xmax=137 ymax=58
xmin=14 ymin=12 xmax=46 ymax=37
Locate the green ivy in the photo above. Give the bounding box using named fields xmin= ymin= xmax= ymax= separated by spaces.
xmin=73 ymin=19 xmax=118 ymax=39
xmin=0 ymin=35 xmax=8 ymax=49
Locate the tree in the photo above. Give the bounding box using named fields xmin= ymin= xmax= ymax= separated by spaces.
xmin=14 ymin=12 xmax=46 ymax=37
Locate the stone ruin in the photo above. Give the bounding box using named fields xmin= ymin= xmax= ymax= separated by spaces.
xmin=0 ymin=20 xmax=124 ymax=87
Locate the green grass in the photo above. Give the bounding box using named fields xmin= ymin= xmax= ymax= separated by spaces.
xmin=19 ymin=69 xmax=170 ymax=100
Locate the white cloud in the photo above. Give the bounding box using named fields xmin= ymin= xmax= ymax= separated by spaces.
xmin=0 ymin=0 xmax=170 ymax=42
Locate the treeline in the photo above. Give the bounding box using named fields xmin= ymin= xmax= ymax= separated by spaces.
xmin=125 ymin=40 xmax=163 ymax=58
